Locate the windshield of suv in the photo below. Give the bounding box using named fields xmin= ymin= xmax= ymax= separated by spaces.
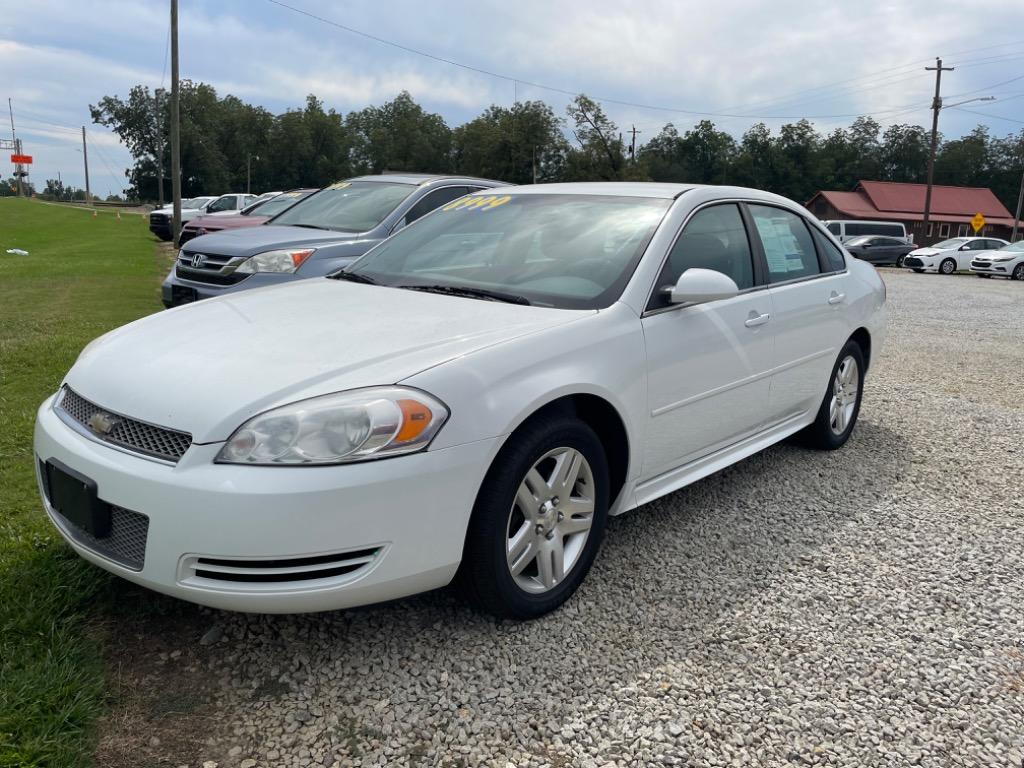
xmin=270 ymin=181 xmax=415 ymax=232
xmin=244 ymin=190 xmax=313 ymax=217
xmin=344 ymin=193 xmax=671 ymax=309
xmin=932 ymin=238 xmax=969 ymax=249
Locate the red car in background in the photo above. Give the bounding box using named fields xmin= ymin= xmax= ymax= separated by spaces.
xmin=178 ymin=189 xmax=318 ymax=245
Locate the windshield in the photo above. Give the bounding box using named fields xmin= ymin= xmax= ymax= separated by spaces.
xmin=932 ymin=238 xmax=969 ymax=248
xmin=345 ymin=193 xmax=671 ymax=310
xmin=999 ymin=240 xmax=1024 ymax=252
xmin=270 ymin=181 xmax=415 ymax=232
xmin=244 ymin=190 xmax=312 ymax=217
xmin=182 ymin=197 xmax=211 ymax=210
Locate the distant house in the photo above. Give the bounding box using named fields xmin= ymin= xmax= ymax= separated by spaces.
xmin=806 ymin=180 xmax=1022 ymax=245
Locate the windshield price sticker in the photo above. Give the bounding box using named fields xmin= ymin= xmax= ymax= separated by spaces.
xmin=442 ymin=194 xmax=513 ymax=212
xmin=327 ymin=181 xmax=352 ymax=190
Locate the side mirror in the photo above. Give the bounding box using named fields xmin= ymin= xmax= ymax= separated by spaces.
xmin=861 ymin=242 xmax=872 ymax=247
xmin=960 ymin=244 xmax=971 ymax=251
xmin=668 ymin=268 xmax=739 ymax=305
xmin=391 ymin=216 xmax=408 ymax=235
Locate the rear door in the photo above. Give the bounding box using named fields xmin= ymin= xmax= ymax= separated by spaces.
xmin=746 ymin=204 xmax=849 ymax=421
xmin=640 ymin=203 xmax=776 ymax=478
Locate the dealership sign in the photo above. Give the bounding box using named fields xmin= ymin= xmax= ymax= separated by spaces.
xmin=11 ymin=154 xmax=32 ymax=164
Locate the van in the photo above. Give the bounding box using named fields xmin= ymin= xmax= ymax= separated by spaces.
xmin=823 ymin=220 xmax=910 ymax=244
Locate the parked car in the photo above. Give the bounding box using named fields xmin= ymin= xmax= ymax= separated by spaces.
xmin=969 ymin=240 xmax=1024 ymax=280
xmin=161 ymin=174 xmax=505 ymax=308
xmin=178 ymin=189 xmax=317 ymax=245
xmin=148 ymin=196 xmax=216 ymax=241
xmin=902 ymin=236 xmax=1009 ymax=274
xmin=149 ymin=194 xmax=256 ymax=241
xmin=843 ymin=235 xmax=916 ymax=267
xmin=35 ymin=182 xmax=887 ymax=619
xmin=823 ymin=220 xmax=910 ymax=243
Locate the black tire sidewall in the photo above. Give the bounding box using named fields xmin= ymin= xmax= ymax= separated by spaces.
xmin=804 ymin=340 xmax=866 ymax=450
xmin=460 ymin=416 xmax=610 ymax=619
xmin=1014 ymin=264 xmax=1024 ymax=281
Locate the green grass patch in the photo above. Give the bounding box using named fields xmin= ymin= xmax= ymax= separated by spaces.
xmin=0 ymin=199 xmax=166 ymax=767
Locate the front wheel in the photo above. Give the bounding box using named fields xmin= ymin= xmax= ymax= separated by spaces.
xmin=458 ymin=416 xmax=609 ymax=619
xmin=1013 ymin=263 xmax=1024 ymax=281
xmin=940 ymin=258 xmax=957 ymax=275
xmin=796 ymin=341 xmax=865 ymax=450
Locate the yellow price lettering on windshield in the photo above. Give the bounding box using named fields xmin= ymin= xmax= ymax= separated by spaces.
xmin=327 ymin=181 xmax=351 ymax=190
xmin=441 ymin=194 xmax=512 ymax=212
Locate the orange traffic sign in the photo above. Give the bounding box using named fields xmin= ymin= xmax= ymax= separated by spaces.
xmin=971 ymin=212 xmax=985 ymax=233
xmin=11 ymin=154 xmax=32 ymax=164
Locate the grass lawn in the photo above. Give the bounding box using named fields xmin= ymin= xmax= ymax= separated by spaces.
xmin=0 ymin=199 xmax=170 ymax=767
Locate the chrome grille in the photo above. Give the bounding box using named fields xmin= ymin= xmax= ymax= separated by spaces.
xmin=57 ymin=386 xmax=192 ymax=463
xmin=175 ymin=250 xmax=250 ymax=285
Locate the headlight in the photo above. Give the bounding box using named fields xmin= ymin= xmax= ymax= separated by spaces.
xmin=216 ymin=387 xmax=449 ymax=465
xmin=235 ymin=248 xmax=316 ymax=274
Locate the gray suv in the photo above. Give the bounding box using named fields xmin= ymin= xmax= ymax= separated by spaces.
xmin=162 ymin=174 xmax=505 ymax=308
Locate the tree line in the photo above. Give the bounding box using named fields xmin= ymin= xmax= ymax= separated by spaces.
xmin=82 ymin=82 xmax=1024 ymax=211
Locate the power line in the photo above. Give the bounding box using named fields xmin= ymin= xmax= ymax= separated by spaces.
xmin=950 ymin=106 xmax=1024 ymax=125
xmin=261 ymin=0 xmax=945 ymax=121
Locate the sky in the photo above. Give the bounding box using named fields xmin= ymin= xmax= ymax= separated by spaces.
xmin=2 ymin=0 xmax=1024 ymax=197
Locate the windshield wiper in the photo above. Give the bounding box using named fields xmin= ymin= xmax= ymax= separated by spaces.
xmin=398 ymin=284 xmax=530 ymax=305
xmin=329 ymin=270 xmax=378 ymax=285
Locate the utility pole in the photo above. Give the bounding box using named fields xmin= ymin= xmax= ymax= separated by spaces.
xmin=532 ymin=146 xmax=537 ymax=184
xmin=170 ymin=0 xmax=182 ymax=245
xmin=629 ymin=125 xmax=642 ymax=162
xmin=9 ymin=98 xmax=22 ymax=197
xmin=246 ymin=154 xmax=259 ymax=194
xmin=922 ymin=58 xmax=954 ymax=239
xmin=155 ymin=90 xmax=164 ymax=207
xmin=1011 ymin=166 xmax=1024 ymax=243
xmin=81 ymin=127 xmax=91 ymax=204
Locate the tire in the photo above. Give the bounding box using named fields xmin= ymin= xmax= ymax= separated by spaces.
xmin=795 ymin=340 xmax=865 ymax=451
xmin=1013 ymin=263 xmax=1024 ymax=281
xmin=940 ymin=258 xmax=957 ymax=275
xmin=458 ymin=415 xmax=609 ymax=620
xmin=913 ymin=268 xmax=924 ymax=273
xmin=895 ymin=254 xmax=906 ymax=269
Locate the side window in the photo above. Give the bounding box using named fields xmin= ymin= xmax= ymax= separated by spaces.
xmin=748 ymin=205 xmax=821 ymax=283
xmin=649 ymin=204 xmax=754 ymax=310
xmin=985 ymin=239 xmax=1004 ymax=250
xmin=404 ymin=187 xmax=470 ymax=225
xmin=811 ymin=228 xmax=847 ymax=272
xmin=826 ymin=222 xmax=841 ymax=236
xmin=207 ymin=196 xmax=233 ymax=213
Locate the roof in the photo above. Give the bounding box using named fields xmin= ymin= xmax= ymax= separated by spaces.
xmin=349 ymin=173 xmax=506 ymax=186
xmin=810 ymin=180 xmax=1022 ymax=226
xmin=493 ymin=182 xmax=701 ymax=199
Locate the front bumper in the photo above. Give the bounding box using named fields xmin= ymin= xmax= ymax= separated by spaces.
xmin=149 ymin=219 xmax=171 ymax=239
xmin=970 ymin=261 xmax=1011 ymax=275
xmin=34 ymin=395 xmax=498 ymax=613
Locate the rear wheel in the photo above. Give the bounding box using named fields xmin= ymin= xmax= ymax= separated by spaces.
xmin=796 ymin=340 xmax=865 ymax=451
xmin=458 ymin=416 xmax=609 ymax=619
xmin=895 ymin=254 xmax=906 ymax=269
xmin=940 ymin=258 xmax=957 ymax=275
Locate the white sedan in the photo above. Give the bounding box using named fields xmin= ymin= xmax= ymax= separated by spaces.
xmin=969 ymin=240 xmax=1024 ymax=280
xmin=903 ymin=236 xmax=1009 ymax=274
xmin=34 ymin=183 xmax=887 ymax=619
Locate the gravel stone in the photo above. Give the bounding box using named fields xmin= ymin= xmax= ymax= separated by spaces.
xmin=187 ymin=272 xmax=1024 ymax=766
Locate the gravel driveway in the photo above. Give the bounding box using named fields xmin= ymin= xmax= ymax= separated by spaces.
xmin=196 ymin=270 xmax=1024 ymax=768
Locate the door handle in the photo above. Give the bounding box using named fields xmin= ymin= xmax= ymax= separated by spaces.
xmin=744 ymin=312 xmax=771 ymax=328
xmin=827 ymin=292 xmax=846 ymax=305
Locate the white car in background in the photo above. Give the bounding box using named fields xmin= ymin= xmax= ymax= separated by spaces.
xmin=902 ymin=236 xmax=1009 ymax=275
xmin=969 ymin=240 xmax=1024 ymax=280
xmin=35 ymin=183 xmax=886 ymax=619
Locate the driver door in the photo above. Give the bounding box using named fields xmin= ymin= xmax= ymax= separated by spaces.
xmin=955 ymin=238 xmax=988 ymax=269
xmin=640 ymin=203 xmax=776 ymax=480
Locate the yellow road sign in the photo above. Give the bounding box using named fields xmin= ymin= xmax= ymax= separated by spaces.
xmin=971 ymin=212 xmax=985 ymax=233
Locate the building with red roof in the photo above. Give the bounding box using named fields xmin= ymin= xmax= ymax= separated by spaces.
xmin=806 ymin=180 xmax=1022 ymax=245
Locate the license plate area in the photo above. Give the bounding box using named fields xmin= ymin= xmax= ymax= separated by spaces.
xmin=44 ymin=459 xmax=111 ymax=537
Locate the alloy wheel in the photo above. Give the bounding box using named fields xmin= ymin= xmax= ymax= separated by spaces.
xmin=829 ymin=356 xmax=859 ymax=436
xmin=941 ymin=259 xmax=956 ymax=275
xmin=1014 ymin=263 xmax=1024 ymax=281
xmin=506 ymin=446 xmax=595 ymax=593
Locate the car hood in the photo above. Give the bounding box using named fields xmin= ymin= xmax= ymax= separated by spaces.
xmin=181 ymin=224 xmax=366 ymax=257
xmin=185 ymin=215 xmax=269 ymax=231
xmin=65 ymin=280 xmax=589 ymax=443
xmin=909 ymin=247 xmax=943 ymax=256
